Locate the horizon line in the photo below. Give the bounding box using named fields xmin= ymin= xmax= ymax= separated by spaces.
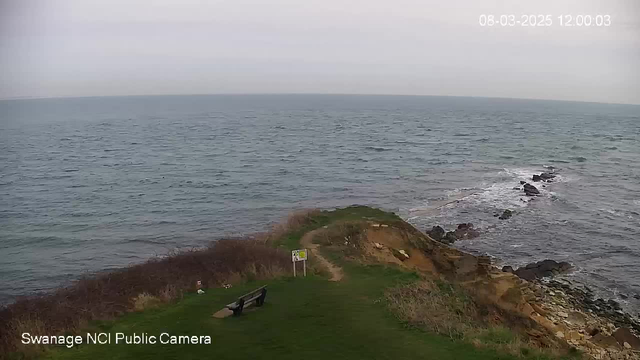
xmin=1 ymin=92 xmax=639 ymax=107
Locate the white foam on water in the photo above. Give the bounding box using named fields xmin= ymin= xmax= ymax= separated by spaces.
xmin=465 ymin=181 xmax=530 ymax=209
xmin=408 ymin=203 xmax=430 ymax=212
xmin=599 ymin=208 xmax=619 ymax=215
xmin=500 ymin=167 xmax=574 ymax=184
xmin=406 ymin=167 xmax=570 ymax=222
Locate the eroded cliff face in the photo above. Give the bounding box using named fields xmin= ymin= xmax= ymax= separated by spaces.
xmin=315 ymin=220 xmax=640 ymax=360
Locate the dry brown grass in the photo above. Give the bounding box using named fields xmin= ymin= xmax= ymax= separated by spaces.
xmin=253 ymin=208 xmax=322 ymax=244
xmin=386 ymin=280 xmax=478 ymax=339
xmin=0 ymin=239 xmax=290 ymax=355
xmin=273 ymin=209 xmax=322 ymax=241
xmin=132 ymin=293 xmax=163 ymax=312
xmin=385 ymin=280 xmax=564 ymax=358
xmin=312 ymin=221 xmax=367 ymax=247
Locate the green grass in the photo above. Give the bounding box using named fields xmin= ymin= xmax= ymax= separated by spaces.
xmin=275 ymin=206 xmax=402 ymax=250
xmin=41 ymin=206 xmax=562 ymax=360
xmin=46 ymin=265 xmax=536 ymax=360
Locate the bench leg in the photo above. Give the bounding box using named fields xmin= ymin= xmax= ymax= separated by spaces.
xmin=256 ymin=288 xmax=267 ymax=307
xmin=233 ymin=299 xmax=245 ymax=316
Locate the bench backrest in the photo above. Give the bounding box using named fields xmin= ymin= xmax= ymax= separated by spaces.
xmin=238 ymin=285 xmax=266 ymax=301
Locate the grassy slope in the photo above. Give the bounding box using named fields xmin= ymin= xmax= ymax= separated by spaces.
xmin=45 ymin=206 xmax=552 ymax=360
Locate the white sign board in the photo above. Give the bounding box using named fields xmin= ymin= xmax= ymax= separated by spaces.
xmin=291 ymin=249 xmax=308 ymax=262
xmin=291 ymin=249 xmax=308 ymax=277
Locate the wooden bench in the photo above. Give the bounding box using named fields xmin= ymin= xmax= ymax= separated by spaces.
xmin=226 ymin=285 xmax=267 ymax=316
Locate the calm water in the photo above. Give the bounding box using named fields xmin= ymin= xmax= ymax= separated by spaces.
xmin=1 ymin=95 xmax=639 ymax=312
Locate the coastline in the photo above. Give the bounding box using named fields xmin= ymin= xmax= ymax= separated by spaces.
xmin=2 ymin=206 xmax=639 ymax=360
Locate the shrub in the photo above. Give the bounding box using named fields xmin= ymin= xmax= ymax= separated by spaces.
xmin=0 ymin=239 xmax=290 ymax=355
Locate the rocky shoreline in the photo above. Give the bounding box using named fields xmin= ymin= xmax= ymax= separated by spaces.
xmin=420 ymin=169 xmax=640 ymax=359
xmin=525 ymin=277 xmax=640 ymax=359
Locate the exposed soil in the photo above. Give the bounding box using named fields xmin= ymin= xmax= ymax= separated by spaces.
xmin=300 ymin=229 xmax=344 ymax=281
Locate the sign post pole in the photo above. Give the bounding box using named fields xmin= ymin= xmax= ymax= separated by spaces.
xmin=303 ymin=260 xmax=306 ymax=277
xmin=293 ymin=261 xmax=296 ymax=277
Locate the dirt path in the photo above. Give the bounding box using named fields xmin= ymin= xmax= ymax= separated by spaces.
xmin=300 ymin=229 xmax=344 ymax=281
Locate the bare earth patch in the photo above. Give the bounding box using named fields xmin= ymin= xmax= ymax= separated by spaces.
xmin=300 ymin=229 xmax=344 ymax=281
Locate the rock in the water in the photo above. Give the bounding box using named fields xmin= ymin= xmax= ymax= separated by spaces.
xmin=457 ymin=223 xmax=473 ymax=230
xmin=540 ymin=172 xmax=556 ymax=181
xmin=454 ymin=223 xmax=480 ymax=240
xmin=498 ymin=209 xmax=513 ymax=220
xmin=520 ymin=181 xmax=526 ymax=185
xmin=427 ymin=226 xmax=445 ymax=241
xmin=533 ymin=173 xmax=556 ymax=182
xmin=514 ymin=268 xmax=537 ymax=281
xmin=612 ymin=328 xmax=640 ymax=350
xmin=443 ymin=231 xmax=458 ymax=244
xmin=608 ymin=299 xmax=622 ymax=310
xmin=502 ymin=265 xmax=514 ymax=273
xmin=513 ymin=259 xmax=572 ymax=281
xmin=523 ymin=183 xmax=540 ymax=196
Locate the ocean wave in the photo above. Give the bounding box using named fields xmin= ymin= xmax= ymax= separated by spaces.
xmin=365 ymin=146 xmax=392 ymax=152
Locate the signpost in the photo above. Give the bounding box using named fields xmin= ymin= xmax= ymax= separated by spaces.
xmin=291 ymin=249 xmax=308 ymax=277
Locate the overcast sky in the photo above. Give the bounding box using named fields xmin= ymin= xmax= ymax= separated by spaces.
xmin=1 ymin=0 xmax=639 ymax=104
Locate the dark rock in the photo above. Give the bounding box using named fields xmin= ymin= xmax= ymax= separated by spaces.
xmin=523 ymin=183 xmax=540 ymax=196
xmin=512 ymin=186 xmax=520 ymax=190
xmin=502 ymin=265 xmax=514 ymax=273
xmin=454 ymin=223 xmax=480 ymax=240
xmin=608 ymin=299 xmax=622 ymax=310
xmin=498 ymin=209 xmax=513 ymax=220
xmin=532 ymin=172 xmax=556 ymax=182
xmin=612 ymin=328 xmax=640 ymax=350
xmin=620 ymin=293 xmax=628 ymax=300
xmin=587 ymin=327 xmax=600 ymax=336
xmin=443 ymin=231 xmax=458 ymax=244
xmin=427 ymin=226 xmax=445 ymax=241
xmin=514 ymin=268 xmax=537 ymax=281
xmin=634 ymin=294 xmax=640 ymax=300
xmin=457 ymin=223 xmax=473 ymax=230
xmin=540 ymin=172 xmax=556 ymax=181
xmin=520 ymin=181 xmax=526 ymax=185
xmin=558 ymin=261 xmax=572 ymax=272
xmin=512 ymin=259 xmax=573 ymax=281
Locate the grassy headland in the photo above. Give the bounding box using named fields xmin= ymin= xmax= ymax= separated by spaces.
xmin=2 ymin=206 xmax=580 ymax=360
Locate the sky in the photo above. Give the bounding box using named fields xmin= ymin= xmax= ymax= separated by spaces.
xmin=1 ymin=0 xmax=639 ymax=104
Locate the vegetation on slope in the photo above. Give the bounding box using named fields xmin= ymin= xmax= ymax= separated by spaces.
xmin=2 ymin=206 xmax=579 ymax=360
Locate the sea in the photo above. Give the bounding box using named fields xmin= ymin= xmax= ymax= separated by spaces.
xmin=1 ymin=94 xmax=639 ymax=314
